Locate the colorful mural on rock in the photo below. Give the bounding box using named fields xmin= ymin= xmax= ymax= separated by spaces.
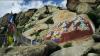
xmin=45 ymin=10 xmax=95 ymax=44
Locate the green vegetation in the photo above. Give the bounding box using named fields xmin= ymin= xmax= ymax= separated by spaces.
xmin=63 ymin=43 xmax=72 ymax=48
xmin=45 ymin=17 xmax=54 ymax=24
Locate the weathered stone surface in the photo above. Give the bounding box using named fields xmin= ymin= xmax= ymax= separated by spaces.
xmin=45 ymin=12 xmax=95 ymax=47
xmin=19 ymin=6 xmax=59 ymax=45
xmin=79 ymin=0 xmax=96 ymax=3
xmin=45 ymin=41 xmax=61 ymax=56
xmin=76 ymin=3 xmax=92 ymax=13
xmin=53 ymin=10 xmax=77 ymax=24
xmin=0 ymin=45 xmax=46 ymax=56
xmin=23 ymin=6 xmax=58 ymax=31
xmin=50 ymin=38 xmax=94 ymax=56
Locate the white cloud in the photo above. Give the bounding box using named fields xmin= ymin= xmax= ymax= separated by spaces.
xmin=0 ymin=0 xmax=67 ymax=17
xmin=0 ymin=0 xmax=22 ymax=17
xmin=0 ymin=0 xmax=44 ymax=17
xmin=44 ymin=1 xmax=58 ymax=6
xmin=60 ymin=0 xmax=67 ymax=9
xmin=21 ymin=1 xmax=44 ymax=11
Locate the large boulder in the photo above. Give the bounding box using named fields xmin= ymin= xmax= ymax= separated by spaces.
xmin=50 ymin=38 xmax=94 ymax=56
xmin=76 ymin=3 xmax=92 ymax=13
xmin=44 ymin=10 xmax=95 ymax=47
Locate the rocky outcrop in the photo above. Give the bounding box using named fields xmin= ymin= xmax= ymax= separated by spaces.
xmin=67 ymin=0 xmax=99 ymax=14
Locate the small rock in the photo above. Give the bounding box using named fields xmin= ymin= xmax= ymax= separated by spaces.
xmin=79 ymin=0 xmax=96 ymax=3
xmin=76 ymin=3 xmax=92 ymax=13
xmin=92 ymin=43 xmax=100 ymax=50
xmin=87 ymin=53 xmax=98 ymax=56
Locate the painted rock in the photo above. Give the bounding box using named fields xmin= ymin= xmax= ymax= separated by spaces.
xmin=44 ymin=10 xmax=95 ymax=45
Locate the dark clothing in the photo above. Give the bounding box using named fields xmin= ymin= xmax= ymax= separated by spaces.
xmin=1 ymin=35 xmax=7 ymax=46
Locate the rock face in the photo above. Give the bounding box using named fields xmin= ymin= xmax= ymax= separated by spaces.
xmin=50 ymin=38 xmax=94 ymax=56
xmin=45 ymin=10 xmax=95 ymax=47
xmin=0 ymin=4 xmax=97 ymax=56
xmin=20 ymin=6 xmax=59 ymax=45
xmin=52 ymin=10 xmax=77 ymax=24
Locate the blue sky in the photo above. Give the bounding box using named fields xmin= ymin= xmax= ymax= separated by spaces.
xmin=0 ymin=0 xmax=67 ymax=17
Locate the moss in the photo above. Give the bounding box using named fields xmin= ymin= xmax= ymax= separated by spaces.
xmin=63 ymin=43 xmax=72 ymax=48
xmin=30 ymin=29 xmax=44 ymax=36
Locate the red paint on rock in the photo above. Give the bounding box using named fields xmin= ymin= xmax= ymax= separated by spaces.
xmin=44 ymin=16 xmax=94 ymax=43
